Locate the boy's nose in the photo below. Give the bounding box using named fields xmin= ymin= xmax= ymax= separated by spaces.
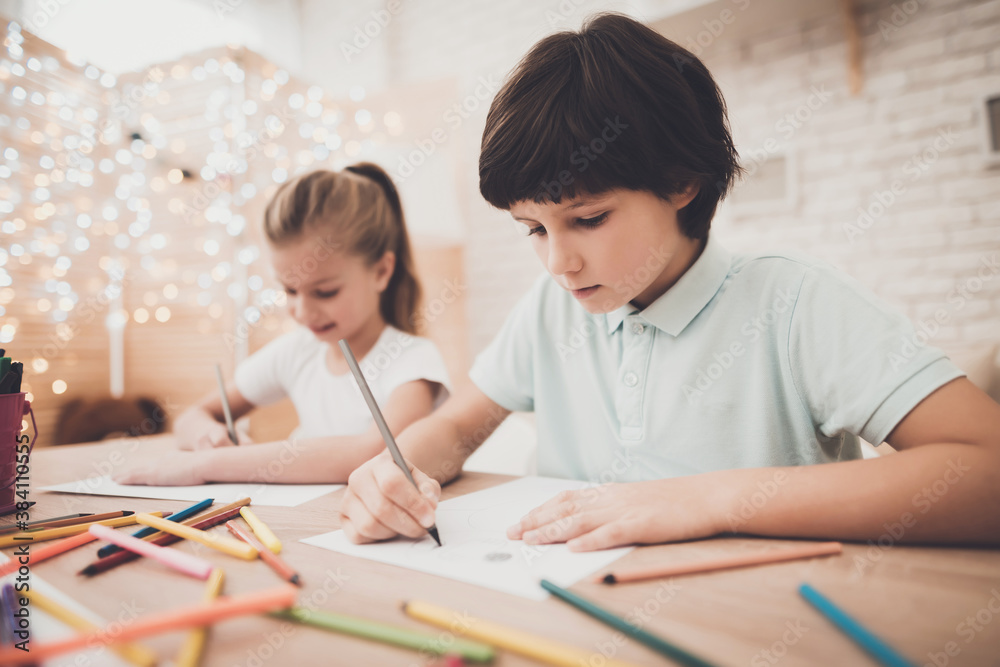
xmin=546 ymin=234 xmax=583 ymax=276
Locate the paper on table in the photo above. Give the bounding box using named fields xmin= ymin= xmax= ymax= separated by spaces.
xmin=301 ymin=477 xmax=633 ymax=600
xmin=40 ymin=475 xmax=342 ymax=507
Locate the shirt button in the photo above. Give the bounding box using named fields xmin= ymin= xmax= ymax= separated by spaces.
xmin=623 ymin=372 xmax=638 ymax=387
xmin=630 ymin=322 xmax=645 ymax=335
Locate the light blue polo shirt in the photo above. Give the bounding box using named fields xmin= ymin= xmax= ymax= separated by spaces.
xmin=468 ymin=235 xmax=965 ymax=483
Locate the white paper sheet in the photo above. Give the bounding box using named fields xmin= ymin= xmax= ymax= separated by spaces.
xmin=40 ymin=475 xmax=342 ymax=507
xmin=301 ymin=477 xmax=633 ymax=600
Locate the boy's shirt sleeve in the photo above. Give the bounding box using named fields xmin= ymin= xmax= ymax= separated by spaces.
xmin=468 ymin=275 xmax=546 ymax=412
xmin=786 ymin=263 xmax=965 ymax=446
xmin=233 ymin=330 xmax=295 ymax=407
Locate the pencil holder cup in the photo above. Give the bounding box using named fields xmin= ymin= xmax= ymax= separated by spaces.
xmin=0 ymin=393 xmax=35 ymax=517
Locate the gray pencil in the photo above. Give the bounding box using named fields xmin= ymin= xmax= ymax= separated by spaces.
xmin=214 ymin=363 xmax=239 ymax=445
xmin=338 ymin=339 xmax=442 ymax=546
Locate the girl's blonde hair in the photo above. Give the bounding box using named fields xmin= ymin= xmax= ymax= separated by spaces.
xmin=263 ymin=163 xmax=421 ymax=334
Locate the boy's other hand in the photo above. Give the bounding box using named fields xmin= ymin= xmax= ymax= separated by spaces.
xmin=506 ymin=478 xmax=729 ymax=551
xmin=340 ymin=451 xmax=441 ymax=544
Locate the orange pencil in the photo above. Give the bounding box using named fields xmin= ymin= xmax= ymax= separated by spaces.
xmin=0 ymin=584 xmax=298 ymax=664
xmin=598 ymin=541 xmax=843 ymax=584
xmin=0 ymin=531 xmax=97 ymax=578
xmin=226 ymin=520 xmax=302 ymax=586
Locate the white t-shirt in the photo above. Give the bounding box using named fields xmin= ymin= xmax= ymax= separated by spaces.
xmin=234 ymin=325 xmax=451 ymax=439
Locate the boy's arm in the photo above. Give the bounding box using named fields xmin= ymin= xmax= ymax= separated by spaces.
xmin=512 ymin=377 xmax=1000 ymax=550
xmin=339 ymin=381 xmax=511 ymax=544
xmin=715 ymin=376 xmax=1000 ymax=544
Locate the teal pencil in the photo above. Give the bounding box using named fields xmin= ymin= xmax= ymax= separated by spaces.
xmin=270 ymin=608 xmax=494 ymax=663
xmin=540 ymin=579 xmax=719 ymax=667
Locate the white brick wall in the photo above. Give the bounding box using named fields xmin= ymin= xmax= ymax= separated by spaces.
xmin=301 ymin=0 xmax=1000 ymax=360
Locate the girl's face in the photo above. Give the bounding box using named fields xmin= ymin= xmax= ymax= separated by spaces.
xmin=510 ymin=188 xmax=702 ymax=314
xmin=270 ymin=232 xmax=394 ymax=343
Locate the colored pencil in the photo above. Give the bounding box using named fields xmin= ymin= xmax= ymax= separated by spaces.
xmin=88 ymin=524 xmax=213 ymax=580
xmin=0 ymin=512 xmax=164 ymax=548
xmin=0 ymin=513 xmax=93 ymax=534
xmin=272 ymin=607 xmax=495 ymax=662
xmin=97 ymin=498 xmax=214 ymax=558
xmin=175 ymin=569 xmax=225 ymax=667
xmin=135 ymin=513 xmax=257 ymax=560
xmin=799 ymin=583 xmax=916 ymax=667
xmin=226 ymin=520 xmax=301 ymax=585
xmin=215 ymin=363 xmax=239 ymax=445
xmin=22 ymin=589 xmax=157 ymax=667
xmin=0 ymin=585 xmax=298 ymax=664
xmin=131 ymin=497 xmax=250 ymax=543
xmin=540 ymin=579 xmax=719 ymax=667
xmin=339 ymin=338 xmax=441 ymax=546
xmin=598 ymin=541 xmax=844 ymax=584
xmin=0 ymin=583 xmax=16 ymax=645
xmin=239 ymin=507 xmax=282 ymax=553
xmin=79 ymin=506 xmax=244 ymax=577
xmin=0 ymin=531 xmax=96 ymax=578
xmin=403 ymin=600 xmax=644 ymax=667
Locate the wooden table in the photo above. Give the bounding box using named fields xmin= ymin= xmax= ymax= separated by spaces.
xmin=7 ymin=437 xmax=1000 ymax=666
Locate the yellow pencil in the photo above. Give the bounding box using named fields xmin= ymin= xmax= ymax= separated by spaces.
xmin=0 ymin=512 xmax=165 ymax=549
xmin=239 ymin=507 xmax=282 ymax=554
xmin=24 ymin=589 xmax=157 ymax=667
xmin=403 ymin=600 xmax=645 ymax=667
xmin=134 ymin=513 xmax=257 ymax=560
xmin=174 ymin=568 xmax=225 ymax=667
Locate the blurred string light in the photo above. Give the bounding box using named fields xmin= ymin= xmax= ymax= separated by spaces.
xmin=1 ymin=19 xmax=404 ymax=390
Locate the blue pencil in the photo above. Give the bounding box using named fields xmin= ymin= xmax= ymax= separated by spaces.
xmin=96 ymin=498 xmax=214 ymax=558
xmin=799 ymin=583 xmax=915 ymax=667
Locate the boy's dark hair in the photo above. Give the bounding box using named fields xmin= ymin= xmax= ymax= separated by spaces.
xmin=479 ymin=12 xmax=741 ymax=240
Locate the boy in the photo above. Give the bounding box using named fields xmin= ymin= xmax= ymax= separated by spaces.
xmin=339 ymin=13 xmax=1000 ymax=550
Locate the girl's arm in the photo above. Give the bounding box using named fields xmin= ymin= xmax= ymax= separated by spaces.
xmin=115 ymin=379 xmax=440 ymax=485
xmin=173 ymin=385 xmax=256 ymax=450
xmin=509 ymin=378 xmax=1000 ymax=551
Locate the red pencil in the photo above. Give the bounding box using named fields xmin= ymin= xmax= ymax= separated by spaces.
xmin=0 ymin=531 xmax=97 ymax=578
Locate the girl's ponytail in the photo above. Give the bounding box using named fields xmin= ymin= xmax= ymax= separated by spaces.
xmin=345 ymin=163 xmax=422 ymax=335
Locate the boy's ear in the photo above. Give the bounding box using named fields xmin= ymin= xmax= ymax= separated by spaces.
xmin=374 ymin=251 xmax=396 ymax=292
xmin=673 ymin=182 xmax=701 ymax=210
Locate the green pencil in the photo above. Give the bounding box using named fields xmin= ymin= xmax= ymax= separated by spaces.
xmin=539 ymin=579 xmax=719 ymax=667
xmin=270 ymin=607 xmax=495 ymax=663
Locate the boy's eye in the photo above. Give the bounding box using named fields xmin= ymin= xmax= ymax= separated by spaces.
xmin=526 ymin=225 xmax=546 ymax=237
xmin=577 ymin=212 xmax=608 ymax=227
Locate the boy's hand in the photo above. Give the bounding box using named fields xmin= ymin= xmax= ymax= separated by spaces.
xmin=506 ymin=478 xmax=730 ymax=551
xmin=113 ymin=452 xmax=208 ymax=487
xmin=179 ymin=422 xmax=253 ymax=450
xmin=339 ymin=451 xmax=441 ymax=543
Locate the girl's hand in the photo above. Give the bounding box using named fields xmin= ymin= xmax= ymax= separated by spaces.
xmin=179 ymin=422 xmax=253 ymax=450
xmin=506 ymin=478 xmax=731 ymax=551
xmin=113 ymin=452 xmax=208 ymax=486
xmin=339 ymin=451 xmax=441 ymax=543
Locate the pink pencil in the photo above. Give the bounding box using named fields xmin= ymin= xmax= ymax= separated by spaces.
xmin=88 ymin=524 xmax=213 ymax=580
xmin=597 ymin=541 xmax=844 ymax=584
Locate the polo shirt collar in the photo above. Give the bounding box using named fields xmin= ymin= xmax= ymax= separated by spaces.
xmin=605 ymin=234 xmax=732 ymax=336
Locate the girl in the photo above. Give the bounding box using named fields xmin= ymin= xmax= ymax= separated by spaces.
xmin=337 ymin=14 xmax=1000 ymax=549
xmin=116 ymin=163 xmax=450 ymax=485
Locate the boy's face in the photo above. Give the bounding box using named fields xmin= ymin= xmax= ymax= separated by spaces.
xmin=510 ymin=188 xmax=703 ymax=314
